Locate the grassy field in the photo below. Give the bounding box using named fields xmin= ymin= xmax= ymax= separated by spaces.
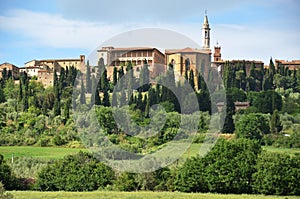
xmin=262 ymin=146 xmax=300 ymax=155
xmin=9 ymin=191 xmax=300 ymax=199
xmin=0 ymin=144 xmax=299 ymax=161
xmin=0 ymin=146 xmax=88 ymax=160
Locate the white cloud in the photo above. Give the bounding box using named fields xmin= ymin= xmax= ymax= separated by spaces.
xmin=0 ymin=9 xmax=299 ymax=65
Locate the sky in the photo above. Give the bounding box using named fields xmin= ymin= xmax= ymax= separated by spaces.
xmin=0 ymin=0 xmax=299 ymax=67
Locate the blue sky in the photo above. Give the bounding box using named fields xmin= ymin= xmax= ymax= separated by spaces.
xmin=0 ymin=0 xmax=299 ymax=66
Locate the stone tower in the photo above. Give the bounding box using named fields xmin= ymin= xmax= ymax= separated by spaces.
xmin=202 ymin=11 xmax=210 ymax=51
xmin=214 ymin=42 xmax=222 ymax=62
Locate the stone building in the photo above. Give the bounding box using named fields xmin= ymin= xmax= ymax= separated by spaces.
xmin=24 ymin=55 xmax=85 ymax=72
xmin=37 ymin=70 xmax=54 ymax=87
xmin=275 ymin=59 xmax=300 ymax=70
xmin=0 ymin=62 xmax=19 ymax=79
xmin=97 ymin=47 xmax=165 ymax=80
xmin=211 ymin=44 xmax=264 ymax=75
xmin=165 ymin=47 xmax=211 ymax=88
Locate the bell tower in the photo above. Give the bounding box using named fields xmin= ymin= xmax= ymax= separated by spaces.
xmin=202 ymin=10 xmax=210 ymax=51
xmin=214 ymin=42 xmax=222 ymax=62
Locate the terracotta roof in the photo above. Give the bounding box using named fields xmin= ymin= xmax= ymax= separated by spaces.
xmin=165 ymin=47 xmax=208 ymax=54
xmin=275 ymin=59 xmax=300 ymax=65
xmin=98 ymin=46 xmax=164 ymax=55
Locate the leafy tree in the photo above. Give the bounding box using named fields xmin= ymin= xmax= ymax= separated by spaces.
xmin=248 ymin=90 xmax=282 ymax=114
xmin=35 ymin=152 xmax=115 ymax=191
xmin=235 ymin=113 xmax=270 ymax=140
xmin=252 ymin=152 xmax=300 ymax=195
xmin=175 ymin=139 xmax=261 ymax=194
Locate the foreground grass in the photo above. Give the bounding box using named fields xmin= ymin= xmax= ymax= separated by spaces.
xmin=0 ymin=146 xmax=88 ymax=160
xmin=10 ymin=191 xmax=300 ymax=199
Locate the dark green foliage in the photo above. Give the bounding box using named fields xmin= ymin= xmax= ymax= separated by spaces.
xmin=175 ymin=139 xmax=261 ymax=194
xmin=235 ymin=113 xmax=270 ymax=140
xmin=0 ymin=181 xmax=14 ymax=199
xmin=0 ymin=154 xmax=16 ymax=190
xmin=79 ymin=78 xmax=86 ymax=104
xmin=94 ymin=88 xmax=101 ymax=106
xmin=227 ymin=88 xmax=247 ymax=102
xmin=188 ymin=70 xmax=195 ymax=90
xmin=35 ymin=152 xmax=115 ymax=191
xmin=222 ymin=93 xmax=235 ymax=133
xmin=102 ymin=89 xmax=110 ymax=107
xmin=270 ymin=109 xmax=282 ymax=134
xmin=252 ymin=152 xmax=300 ymax=195
xmin=247 ymin=90 xmax=282 ymax=114
xmin=139 ymin=60 xmax=150 ymax=92
xmin=86 ymin=61 xmax=92 ymax=93
xmin=113 ymin=66 xmax=118 ymax=86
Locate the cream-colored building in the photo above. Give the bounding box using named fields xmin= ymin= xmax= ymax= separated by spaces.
xmin=165 ymin=47 xmax=211 ymax=89
xmin=97 ymin=47 xmax=165 ymax=80
xmin=24 ymin=55 xmax=85 ymax=72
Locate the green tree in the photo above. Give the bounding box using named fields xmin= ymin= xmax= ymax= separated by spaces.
xmin=222 ymin=93 xmax=235 ymax=133
xmin=94 ymin=88 xmax=101 ymax=106
xmin=86 ymin=60 xmax=92 ymax=93
xmin=252 ymin=152 xmax=300 ymax=195
xmin=80 ymin=78 xmax=86 ymax=104
xmin=35 ymin=152 xmax=115 ymax=191
xmin=235 ymin=113 xmax=270 ymax=140
xmin=113 ymin=66 xmax=118 ymax=86
xmin=0 ymin=154 xmax=16 ymax=190
xmin=189 ymin=70 xmax=195 ymax=90
xmin=270 ymin=109 xmax=282 ymax=134
xmin=102 ymin=89 xmax=110 ymax=107
xmin=139 ymin=60 xmax=150 ymax=92
xmin=0 ymin=86 xmax=5 ymax=103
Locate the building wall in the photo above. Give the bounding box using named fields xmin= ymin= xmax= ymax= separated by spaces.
xmin=0 ymin=63 xmax=19 ymax=79
xmin=38 ymin=70 xmax=54 ymax=87
xmin=166 ymin=51 xmax=211 ymax=89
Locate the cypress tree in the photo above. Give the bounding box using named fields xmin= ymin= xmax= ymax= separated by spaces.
xmin=189 ymin=69 xmax=195 ymax=90
xmin=18 ymin=79 xmax=23 ymax=102
xmin=0 ymin=86 xmax=5 ymax=103
xmin=145 ymin=96 xmax=150 ymax=118
xmin=101 ymin=69 xmax=109 ymax=92
xmin=80 ymin=78 xmax=86 ymax=104
xmin=270 ymin=109 xmax=282 ymax=134
xmin=139 ymin=60 xmax=150 ymax=91
xmin=102 ymin=89 xmax=110 ymax=107
xmin=95 ymin=88 xmax=101 ymax=106
xmin=222 ymin=93 xmax=235 ymax=133
xmin=113 ymin=66 xmax=118 ymax=86
xmin=86 ymin=60 xmax=92 ymax=93
xmin=63 ymin=99 xmax=71 ymax=122
xmin=111 ymin=91 xmax=117 ymax=107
